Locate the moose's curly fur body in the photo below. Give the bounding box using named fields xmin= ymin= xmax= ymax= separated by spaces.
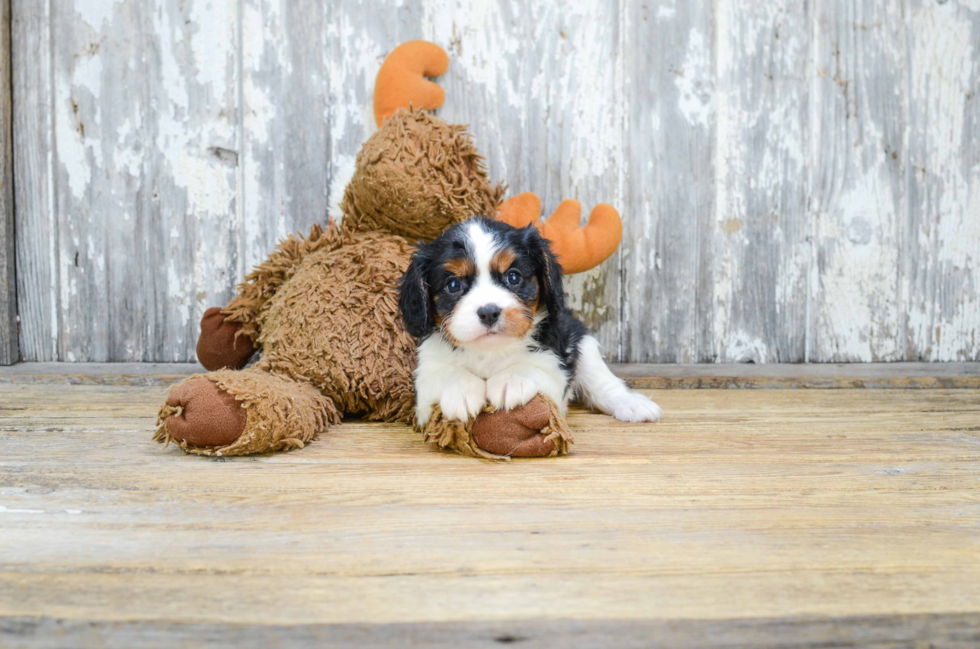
xmin=154 ymin=41 xmax=619 ymax=460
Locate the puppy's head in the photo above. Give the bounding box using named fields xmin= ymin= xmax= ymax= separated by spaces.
xmin=399 ymin=217 xmax=564 ymax=348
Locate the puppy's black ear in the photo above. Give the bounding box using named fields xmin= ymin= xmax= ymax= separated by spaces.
xmin=521 ymin=225 xmax=565 ymax=319
xmin=399 ymin=243 xmax=435 ymax=338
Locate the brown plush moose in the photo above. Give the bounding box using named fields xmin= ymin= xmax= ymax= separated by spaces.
xmin=154 ymin=41 xmax=622 ymax=459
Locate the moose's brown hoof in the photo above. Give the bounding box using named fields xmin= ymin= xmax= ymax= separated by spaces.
xmin=472 ymin=397 xmax=556 ymax=458
xmin=165 ymin=378 xmax=247 ymax=447
xmin=196 ymin=307 xmax=256 ymax=371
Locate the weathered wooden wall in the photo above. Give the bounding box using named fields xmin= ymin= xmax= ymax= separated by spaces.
xmin=10 ymin=0 xmax=980 ymax=363
xmin=0 ymin=0 xmax=17 ymax=365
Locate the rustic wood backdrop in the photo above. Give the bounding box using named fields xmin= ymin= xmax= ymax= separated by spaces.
xmin=10 ymin=0 xmax=980 ymax=363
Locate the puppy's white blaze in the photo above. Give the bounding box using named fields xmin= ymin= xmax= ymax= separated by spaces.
xmin=448 ymin=221 xmax=520 ymax=345
xmin=573 ymin=336 xmax=662 ymax=423
xmin=467 ymin=220 xmax=496 ymax=277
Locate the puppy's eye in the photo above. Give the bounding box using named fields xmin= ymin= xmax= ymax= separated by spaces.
xmin=506 ymin=270 xmax=522 ymax=286
xmin=446 ymin=277 xmax=462 ymax=294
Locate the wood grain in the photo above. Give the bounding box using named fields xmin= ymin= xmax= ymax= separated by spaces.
xmin=14 ymin=0 xmax=240 ymax=362
xmin=9 ymin=0 xmax=980 ymax=363
xmin=240 ymin=0 xmax=426 ymax=277
xmin=709 ymin=0 xmax=809 ymax=363
xmin=622 ymin=0 xmax=714 ymax=363
xmin=1 ymin=361 xmax=979 ymax=389
xmin=6 ymin=613 xmax=980 ymax=649
xmin=809 ymin=0 xmax=908 ymax=362
xmin=139 ymin=0 xmax=241 ymax=363
xmin=904 ymin=0 xmax=980 ymax=362
xmin=11 ymin=0 xmax=55 ymax=362
xmin=0 ymin=0 xmax=16 ymax=364
xmin=616 ymin=360 xmax=980 ymax=389
xmin=240 ymin=0 xmax=330 ymax=277
xmin=1 ymin=382 xmax=979 ymax=646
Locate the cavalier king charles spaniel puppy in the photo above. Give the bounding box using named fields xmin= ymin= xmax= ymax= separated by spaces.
xmin=399 ymin=217 xmax=662 ymax=426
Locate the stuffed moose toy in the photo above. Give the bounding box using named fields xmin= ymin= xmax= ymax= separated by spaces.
xmin=155 ymin=41 xmax=623 ymax=459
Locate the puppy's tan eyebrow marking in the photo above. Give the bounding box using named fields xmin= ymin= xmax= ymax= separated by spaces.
xmin=444 ymin=257 xmax=475 ymax=276
xmin=490 ymin=248 xmax=517 ymax=274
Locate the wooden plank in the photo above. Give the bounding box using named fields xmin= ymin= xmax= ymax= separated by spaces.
xmin=420 ymin=0 xmax=624 ymax=357
xmin=0 ymin=0 xmax=15 ymax=365
xmin=240 ymin=0 xmax=425 ymax=277
xmin=708 ymin=0 xmax=809 ymax=363
xmin=49 ymin=0 xmax=138 ymax=361
xmin=11 ymin=0 xmax=55 ymax=361
xmin=904 ymin=0 xmax=980 ymax=362
xmin=141 ymin=1 xmax=240 ymax=362
xmin=29 ymin=1 xmax=240 ymax=362
xmin=324 ymin=1 xmax=424 ymax=230
xmin=0 ymin=361 xmax=978 ymax=389
xmin=0 ymin=362 xmax=203 ymax=386
xmin=616 ymin=361 xmax=980 ymax=389
xmin=0 ymin=384 xmax=979 ymax=645
xmin=422 ymin=0 xmax=528 ymax=222
xmin=5 ymin=613 xmax=980 ymax=648
xmin=9 ymin=1 xmax=239 ymax=362
xmin=809 ymin=0 xmax=908 ymax=361
xmin=240 ymin=0 xmax=330 ymax=274
xmin=622 ymin=0 xmax=714 ymax=362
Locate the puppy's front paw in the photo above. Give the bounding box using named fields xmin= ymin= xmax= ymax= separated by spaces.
xmin=611 ymin=392 xmax=663 ymax=423
xmin=486 ymin=372 xmax=539 ymax=411
xmin=439 ymin=374 xmax=487 ymax=422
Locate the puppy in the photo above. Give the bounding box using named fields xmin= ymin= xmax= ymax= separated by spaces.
xmin=399 ymin=217 xmax=662 ymax=426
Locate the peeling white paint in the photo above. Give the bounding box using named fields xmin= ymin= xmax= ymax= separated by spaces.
xmin=154 ymin=7 xmax=189 ymax=112
xmin=188 ymin=0 xmax=237 ymax=102
xmin=726 ymin=334 xmax=769 ymax=364
xmin=709 ymin=0 xmax=809 ymax=362
xmin=55 ymin=82 xmax=90 ymax=200
xmin=111 ymin=117 xmax=143 ymax=177
xmin=905 ymin=0 xmax=980 ymax=360
xmin=816 ymin=171 xmax=902 ymax=361
xmin=55 ymin=48 xmax=104 ymax=200
xmin=424 ymin=0 xmax=523 ymax=108
xmin=910 ymin=5 xmax=976 ymax=270
xmin=75 ymin=0 xmax=123 ymax=30
xmin=676 ymin=28 xmax=713 ymax=128
xmin=328 ymin=154 xmax=356 ymax=222
xmin=73 ymin=51 xmax=103 ymax=99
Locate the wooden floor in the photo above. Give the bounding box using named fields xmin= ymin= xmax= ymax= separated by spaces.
xmin=2 ymin=366 xmax=980 ymax=647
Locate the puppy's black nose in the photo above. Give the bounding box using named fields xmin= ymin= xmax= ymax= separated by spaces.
xmin=477 ymin=304 xmax=502 ymax=327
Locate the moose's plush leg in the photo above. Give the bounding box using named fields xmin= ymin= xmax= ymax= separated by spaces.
xmin=155 ymin=368 xmax=339 ymax=456
xmin=196 ymin=308 xmax=257 ymax=371
xmin=417 ymin=394 xmax=572 ymax=460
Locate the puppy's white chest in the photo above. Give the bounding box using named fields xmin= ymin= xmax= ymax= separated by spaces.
xmin=452 ymin=345 xmax=530 ymax=380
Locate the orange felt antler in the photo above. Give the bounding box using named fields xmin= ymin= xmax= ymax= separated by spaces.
xmin=374 ymin=41 xmax=450 ymax=127
xmin=495 ymin=192 xmax=542 ymax=229
xmin=495 ymin=193 xmax=623 ymax=274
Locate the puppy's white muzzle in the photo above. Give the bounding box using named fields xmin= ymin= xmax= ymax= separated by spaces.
xmin=448 ymin=281 xmax=520 ymax=345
